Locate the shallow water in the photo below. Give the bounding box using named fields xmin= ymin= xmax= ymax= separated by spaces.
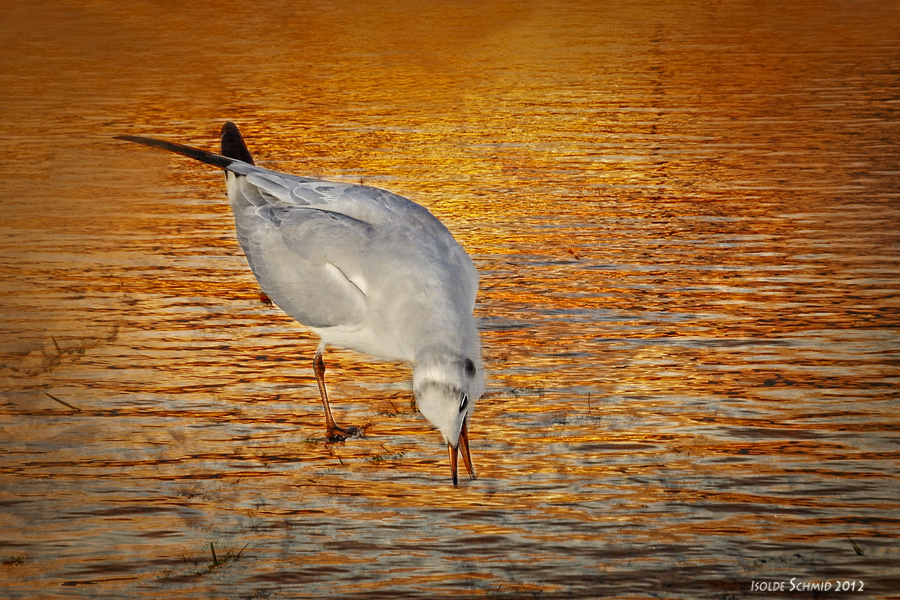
xmin=1 ymin=1 xmax=899 ymax=598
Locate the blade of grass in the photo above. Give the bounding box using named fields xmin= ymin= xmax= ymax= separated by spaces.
xmin=45 ymin=393 xmax=81 ymax=412
xmin=235 ymin=543 xmax=249 ymax=560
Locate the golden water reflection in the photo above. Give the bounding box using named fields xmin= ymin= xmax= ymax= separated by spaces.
xmin=1 ymin=0 xmax=899 ymax=598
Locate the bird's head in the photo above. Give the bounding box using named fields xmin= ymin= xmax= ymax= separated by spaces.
xmin=413 ymin=348 xmax=484 ymax=486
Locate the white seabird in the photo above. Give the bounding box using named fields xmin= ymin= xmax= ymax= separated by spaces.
xmin=116 ymin=122 xmax=483 ymax=486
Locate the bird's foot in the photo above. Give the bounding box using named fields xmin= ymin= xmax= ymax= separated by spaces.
xmin=326 ymin=425 xmax=361 ymax=442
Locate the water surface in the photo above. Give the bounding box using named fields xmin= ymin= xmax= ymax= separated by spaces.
xmin=1 ymin=1 xmax=899 ymax=598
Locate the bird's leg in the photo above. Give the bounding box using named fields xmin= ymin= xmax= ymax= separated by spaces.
xmin=313 ymin=345 xmax=358 ymax=442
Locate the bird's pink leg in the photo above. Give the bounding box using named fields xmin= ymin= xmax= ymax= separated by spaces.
xmin=313 ymin=345 xmax=358 ymax=442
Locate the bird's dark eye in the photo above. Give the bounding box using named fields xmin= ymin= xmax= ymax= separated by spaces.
xmin=459 ymin=394 xmax=469 ymax=413
xmin=464 ymin=358 xmax=476 ymax=377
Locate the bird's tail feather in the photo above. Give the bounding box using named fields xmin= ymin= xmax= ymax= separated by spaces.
xmin=220 ymin=121 xmax=255 ymax=165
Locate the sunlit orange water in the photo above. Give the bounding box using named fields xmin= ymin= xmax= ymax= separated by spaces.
xmin=1 ymin=1 xmax=898 ymax=598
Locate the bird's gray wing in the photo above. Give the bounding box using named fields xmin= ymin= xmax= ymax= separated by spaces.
xmin=229 ymin=175 xmax=373 ymax=331
xmin=227 ymin=166 xmax=479 ymax=332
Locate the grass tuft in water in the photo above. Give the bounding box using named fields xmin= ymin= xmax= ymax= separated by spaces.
xmin=207 ymin=542 xmax=248 ymax=571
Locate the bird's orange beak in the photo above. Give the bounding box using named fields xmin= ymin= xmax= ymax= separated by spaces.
xmin=448 ymin=420 xmax=476 ymax=487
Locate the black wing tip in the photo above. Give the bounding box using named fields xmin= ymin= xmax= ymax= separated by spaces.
xmin=113 ymin=134 xmax=160 ymax=145
xmin=114 ymin=132 xmax=236 ymax=169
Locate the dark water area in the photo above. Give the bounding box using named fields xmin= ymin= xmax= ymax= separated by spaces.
xmin=1 ymin=1 xmax=898 ymax=598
